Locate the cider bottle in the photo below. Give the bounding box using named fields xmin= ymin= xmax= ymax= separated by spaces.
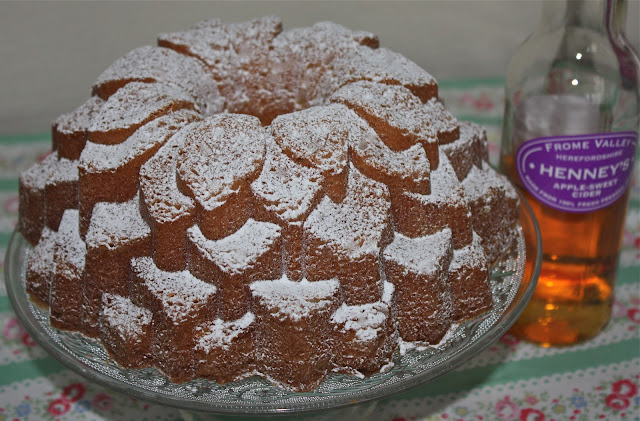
xmin=500 ymin=0 xmax=639 ymax=346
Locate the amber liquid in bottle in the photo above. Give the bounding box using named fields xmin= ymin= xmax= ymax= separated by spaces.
xmin=503 ymin=155 xmax=629 ymax=346
xmin=500 ymin=0 xmax=639 ymax=346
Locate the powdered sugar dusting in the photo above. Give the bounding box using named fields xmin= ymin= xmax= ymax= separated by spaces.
xmin=27 ymin=227 xmax=56 ymax=277
xmin=101 ymin=293 xmax=152 ymax=339
xmin=20 ymin=153 xmax=58 ymax=190
xmin=404 ymin=152 xmax=466 ymax=206
xmin=330 ymin=81 xmax=445 ymax=151
xmin=331 ymin=301 xmax=389 ymax=342
xmin=483 ymin=162 xmax=519 ymax=201
xmin=196 ymin=312 xmax=255 ymax=351
xmin=462 ymin=162 xmax=514 ymax=200
xmin=176 ymin=114 xmax=265 ymax=212
xmin=335 ymin=47 xmax=436 ymax=99
xmin=21 ymin=152 xmax=78 ymax=191
xmin=158 ymin=16 xmax=282 ymax=115
xmin=251 ymin=276 xmax=339 ymax=321
xmin=80 ymin=109 xmax=200 ymax=173
xmin=305 ymin=164 xmax=390 ymax=258
xmin=382 ymin=281 xmax=395 ymax=305
xmin=93 ymin=45 xmax=224 ymax=115
xmin=251 ymin=139 xmax=323 ymax=222
xmin=140 ymin=125 xmax=196 ymax=224
xmin=383 ymin=229 xmax=453 ymax=276
xmin=86 ymin=195 xmax=150 ymax=250
xmin=54 ymin=209 xmax=86 ymax=277
xmin=48 ymin=156 xmax=79 ymax=184
xmin=450 ymin=231 xmax=486 ymax=271
xmin=187 ymin=219 xmax=281 ymax=275
xmin=88 ymin=81 xmax=198 ymax=138
xmin=331 ymin=81 xmax=423 ymax=143
xmin=440 ymin=121 xmax=486 ymax=181
xmin=131 ymin=256 xmax=217 ymax=323
xmin=54 ymin=96 xmax=105 ymax=134
xmin=271 ymin=104 xmax=354 ymax=179
xmin=350 ymin=127 xmax=429 ymax=193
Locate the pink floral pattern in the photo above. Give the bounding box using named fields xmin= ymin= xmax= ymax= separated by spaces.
xmin=379 ymin=376 xmax=640 ymax=421
xmin=0 ymin=379 xmax=173 ymax=420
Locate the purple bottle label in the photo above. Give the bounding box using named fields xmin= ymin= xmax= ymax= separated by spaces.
xmin=516 ymin=131 xmax=638 ymax=213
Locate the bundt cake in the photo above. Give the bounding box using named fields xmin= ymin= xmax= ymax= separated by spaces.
xmin=18 ymin=16 xmax=520 ymax=392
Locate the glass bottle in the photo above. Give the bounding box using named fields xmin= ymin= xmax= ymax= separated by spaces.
xmin=500 ymin=0 xmax=639 ymax=346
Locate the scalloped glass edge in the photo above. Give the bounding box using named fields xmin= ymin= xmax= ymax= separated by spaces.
xmin=5 ymin=192 xmax=541 ymax=416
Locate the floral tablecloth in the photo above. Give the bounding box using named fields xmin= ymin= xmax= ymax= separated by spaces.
xmin=0 ymin=79 xmax=638 ymax=421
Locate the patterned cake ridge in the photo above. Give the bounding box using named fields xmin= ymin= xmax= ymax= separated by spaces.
xmin=101 ymin=293 xmax=152 ymax=339
xmin=330 ymin=81 xmax=445 ymax=168
xmin=139 ymin=125 xmax=196 ymax=224
xmin=250 ymin=276 xmax=340 ymax=322
xmin=47 ymin=155 xmax=78 ymax=183
xmin=463 ymin=161 xmax=518 ymax=200
xmin=274 ymin=21 xmax=378 ymax=56
xmin=481 ymin=161 xmax=519 ymax=201
xmin=92 ymin=45 xmax=224 ymax=116
xmin=331 ymin=81 xmax=424 ymax=134
xmin=335 ymin=46 xmax=438 ymax=103
xmin=131 ymin=256 xmax=217 ymax=323
xmin=422 ymin=98 xmax=460 ymax=144
xmin=450 ymin=231 xmax=487 ymax=271
xmin=187 ymin=219 xmax=281 ymax=275
xmin=20 ymin=153 xmax=57 ymax=191
xmin=250 ymin=139 xmax=324 ymax=223
xmin=269 ymin=21 xmax=378 ymax=111
xmin=54 ymin=96 xmax=105 ymax=135
xmin=53 ymin=209 xmax=85 ymax=277
xmin=88 ymin=81 xmax=198 ymax=144
xmin=176 ymin=114 xmax=266 ymax=212
xmin=26 ymin=226 xmax=56 ymax=301
xmin=350 ymin=130 xmax=430 ymax=195
xmin=390 ymin=151 xmax=473 ymax=250
xmin=384 ymin=229 xmax=453 ymax=276
xmin=79 ymin=109 xmax=200 ymax=172
xmin=330 ymin=81 xmax=424 ymax=147
xmin=305 ymin=163 xmax=390 ymax=259
xmin=158 ymin=16 xmax=281 ymax=77
xmin=331 ymin=301 xmax=389 ymax=343
xmin=423 ymin=151 xmax=466 ymax=201
xmin=86 ymin=194 xmax=150 ymax=250
xmin=157 ymin=18 xmax=231 ymax=69
xmin=440 ymin=121 xmax=487 ymax=182
xmin=271 ymin=104 xmax=353 ymax=180
xmin=195 ymin=312 xmax=255 ymax=351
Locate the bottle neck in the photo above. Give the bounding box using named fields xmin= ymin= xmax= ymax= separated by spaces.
xmin=610 ymin=0 xmax=630 ymax=37
xmin=538 ymin=0 xmax=620 ymax=33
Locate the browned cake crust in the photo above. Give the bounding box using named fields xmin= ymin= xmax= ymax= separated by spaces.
xmin=194 ymin=313 xmax=257 ymax=383
xmin=251 ymin=278 xmax=340 ymax=392
xmin=331 ymin=282 xmax=397 ymax=372
xmin=383 ymin=230 xmax=454 ymax=343
xmin=187 ymin=219 xmax=282 ymax=320
xmin=130 ymin=257 xmax=217 ymax=382
xmin=392 ymin=153 xmax=473 ymax=249
xmin=53 ymin=97 xmax=104 ymax=160
xmin=449 ymin=233 xmax=493 ymax=321
xmin=99 ymin=293 xmax=153 ymax=369
xmin=83 ymin=197 xmax=152 ymax=337
xmin=49 ymin=210 xmax=85 ymax=331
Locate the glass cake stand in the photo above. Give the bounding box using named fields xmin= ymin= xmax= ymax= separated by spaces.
xmin=5 ymin=193 xmax=541 ymax=418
